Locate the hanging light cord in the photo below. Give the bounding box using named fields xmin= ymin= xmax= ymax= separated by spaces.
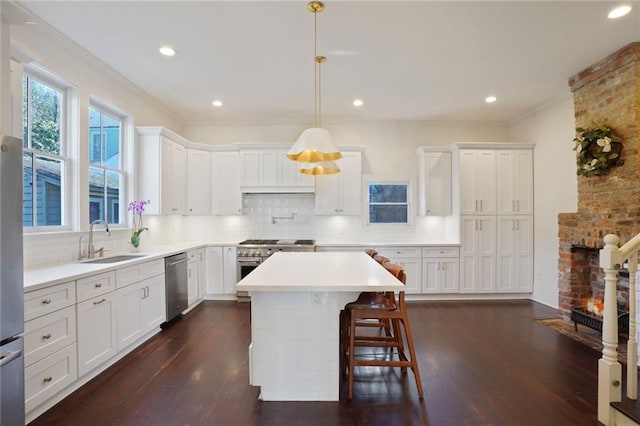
xmin=310 ymin=1 xmax=326 ymax=128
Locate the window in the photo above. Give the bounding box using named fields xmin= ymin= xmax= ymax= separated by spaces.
xmin=88 ymin=104 xmax=123 ymax=224
xmin=368 ymin=182 xmax=409 ymax=224
xmin=22 ymin=74 xmax=66 ymax=228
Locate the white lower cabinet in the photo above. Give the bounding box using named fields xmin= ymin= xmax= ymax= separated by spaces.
xmin=422 ymin=247 xmax=460 ymax=293
xmin=375 ymin=247 xmax=422 ymax=294
xmin=187 ymin=248 xmax=205 ymax=306
xmin=24 ymin=305 xmax=76 ymax=367
xmin=496 ymin=215 xmax=534 ymax=293
xmin=116 ymin=274 xmax=166 ymax=352
xmin=77 ymin=292 xmax=118 ymax=377
xmin=24 ymin=343 xmax=77 ymax=413
xmin=223 ymin=246 xmax=238 ymax=294
xmin=205 ymin=247 xmax=224 ymax=294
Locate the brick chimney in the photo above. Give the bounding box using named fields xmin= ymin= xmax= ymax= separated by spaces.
xmin=558 ymin=42 xmax=640 ymax=319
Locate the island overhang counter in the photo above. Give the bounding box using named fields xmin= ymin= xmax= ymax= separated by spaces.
xmin=236 ymin=251 xmax=404 ymax=401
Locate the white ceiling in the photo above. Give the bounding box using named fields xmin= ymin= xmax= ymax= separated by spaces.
xmin=13 ymin=1 xmax=640 ymax=125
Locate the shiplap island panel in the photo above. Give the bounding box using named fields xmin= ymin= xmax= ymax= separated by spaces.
xmin=236 ymin=251 xmax=403 ymax=401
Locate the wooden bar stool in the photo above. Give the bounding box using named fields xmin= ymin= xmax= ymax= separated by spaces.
xmin=365 ymin=248 xmax=378 ymax=258
xmin=373 ymin=254 xmax=390 ymax=265
xmin=343 ymin=262 xmax=424 ymax=400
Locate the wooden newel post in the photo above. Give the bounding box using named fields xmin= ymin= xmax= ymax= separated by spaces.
xmin=598 ymin=234 xmax=623 ymax=425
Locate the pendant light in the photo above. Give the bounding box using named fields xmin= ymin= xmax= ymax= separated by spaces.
xmin=287 ymin=1 xmax=342 ymax=173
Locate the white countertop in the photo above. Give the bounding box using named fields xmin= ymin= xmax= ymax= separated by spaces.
xmin=236 ymin=251 xmax=405 ymax=292
xmin=24 ymin=242 xmax=208 ymax=291
xmin=315 ymin=241 xmax=459 ymax=247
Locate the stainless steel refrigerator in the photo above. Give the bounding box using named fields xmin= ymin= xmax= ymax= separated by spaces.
xmin=1 ymin=135 xmax=25 ymax=425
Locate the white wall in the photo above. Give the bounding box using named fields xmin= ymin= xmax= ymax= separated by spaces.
xmin=509 ymin=96 xmax=578 ymax=308
xmin=11 ymin=9 xmax=186 ymax=267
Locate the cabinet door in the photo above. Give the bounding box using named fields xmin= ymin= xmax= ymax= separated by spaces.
xmin=142 ymin=274 xmax=166 ymax=330
xmin=496 ymin=150 xmax=533 ymax=215
xmin=77 ymin=292 xmax=117 ymax=377
xmin=260 ymin=150 xmax=279 ymax=187
xmin=160 ymin=138 xmax=173 ymax=214
xmin=186 ymin=149 xmax=211 ymax=215
xmin=212 ymin=151 xmax=242 ymax=215
xmin=116 ymin=283 xmax=144 ymax=352
xmin=396 ymin=257 xmax=421 ymax=294
xmin=240 ymin=150 xmax=260 ymax=187
xmin=205 ymin=247 xmax=224 ymax=294
xmin=187 ymin=261 xmax=199 ymax=306
xmin=460 ymin=216 xmax=496 ymax=293
xmin=496 ymin=215 xmax=533 ymax=293
xmin=223 ymin=246 xmax=238 ymax=294
xmin=459 ymin=150 xmax=496 ymax=215
xmin=278 ymin=149 xmax=298 ymax=186
xmin=420 ymin=151 xmax=452 ymax=215
xmin=423 ymin=258 xmax=459 ymax=293
xmin=315 ymin=151 xmax=362 ymax=215
xmin=170 ymin=143 xmax=186 ymax=214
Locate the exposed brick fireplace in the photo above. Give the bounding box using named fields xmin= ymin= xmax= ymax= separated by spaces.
xmin=558 ymin=42 xmax=640 ymax=320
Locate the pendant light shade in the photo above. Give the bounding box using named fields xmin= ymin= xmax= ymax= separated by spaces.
xmin=299 ymin=160 xmax=340 ymax=175
xmin=288 ymin=1 xmax=342 ymax=172
xmin=287 ymin=128 xmax=342 ymax=162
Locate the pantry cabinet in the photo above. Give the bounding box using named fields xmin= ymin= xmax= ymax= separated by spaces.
xmin=496 ymin=150 xmax=533 ymax=215
xmin=459 ymin=149 xmax=496 ymax=215
xmin=137 ymin=127 xmax=187 ymax=215
xmin=496 ymin=215 xmax=534 ymax=293
xmin=314 ymin=150 xmax=362 ymax=215
xmin=459 ymin=216 xmax=496 ymax=293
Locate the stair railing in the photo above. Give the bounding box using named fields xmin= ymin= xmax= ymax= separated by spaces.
xmin=599 ymin=233 xmax=640 ymax=425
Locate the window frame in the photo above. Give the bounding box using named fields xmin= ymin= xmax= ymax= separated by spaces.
xmin=21 ymin=67 xmax=71 ymax=232
xmin=366 ymin=180 xmax=412 ymax=226
xmin=88 ymin=99 xmax=126 ymax=227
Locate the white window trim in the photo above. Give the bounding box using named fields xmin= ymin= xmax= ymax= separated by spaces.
xmin=88 ymin=98 xmax=128 ymax=228
xmin=22 ymin=65 xmax=73 ymax=233
xmin=366 ymin=180 xmax=413 ymax=226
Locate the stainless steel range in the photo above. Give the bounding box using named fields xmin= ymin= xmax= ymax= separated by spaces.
xmin=236 ymin=239 xmax=316 ymax=301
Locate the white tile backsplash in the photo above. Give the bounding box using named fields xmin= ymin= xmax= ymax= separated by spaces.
xmin=24 ymin=193 xmax=459 ymax=267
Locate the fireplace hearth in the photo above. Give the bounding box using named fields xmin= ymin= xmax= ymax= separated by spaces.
xmin=570 ymin=307 xmax=629 ymax=336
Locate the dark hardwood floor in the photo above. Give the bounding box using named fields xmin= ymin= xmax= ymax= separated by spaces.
xmin=31 ymin=300 xmax=600 ymax=426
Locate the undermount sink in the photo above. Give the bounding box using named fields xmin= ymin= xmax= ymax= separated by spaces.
xmin=82 ymin=254 xmax=146 ymax=264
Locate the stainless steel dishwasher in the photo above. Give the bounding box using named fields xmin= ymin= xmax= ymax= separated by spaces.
xmin=164 ymin=252 xmax=188 ymax=323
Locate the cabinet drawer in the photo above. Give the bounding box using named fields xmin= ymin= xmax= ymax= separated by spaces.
xmin=76 ymin=271 xmax=116 ymax=302
xmin=188 ymin=248 xmax=205 ymax=263
xmin=24 ymin=305 xmax=76 ymax=367
xmin=25 ymin=343 xmax=78 ymax=413
xmin=423 ymin=247 xmax=460 ymax=258
xmin=25 ymin=281 xmax=76 ymax=322
xmin=116 ymin=259 xmax=164 ymax=288
xmin=375 ymin=247 xmax=422 ymax=258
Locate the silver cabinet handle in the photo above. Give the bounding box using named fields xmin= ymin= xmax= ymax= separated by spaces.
xmin=517 ymin=200 xmax=520 ymax=211
xmin=94 ymin=282 xmax=102 ymax=288
xmin=480 ymin=200 xmax=483 ymax=211
xmin=42 ymin=333 xmax=52 ymax=340
xmin=475 ymin=200 xmax=478 ymax=211
xmin=0 ymin=350 xmax=22 ymax=367
xmin=479 ymin=220 xmax=483 ymax=231
xmin=42 ymin=299 xmax=51 ymax=305
xmin=93 ymin=298 xmax=107 ymax=305
xmin=517 ymin=219 xmax=520 ymax=230
xmin=43 ymin=376 xmax=53 ymax=383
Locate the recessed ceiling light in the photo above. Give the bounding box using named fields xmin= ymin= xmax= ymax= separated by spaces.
xmin=212 ymin=100 xmax=223 ymax=107
xmin=159 ymin=46 xmax=176 ymax=56
xmin=608 ymin=5 xmax=632 ymax=19
xmin=353 ymin=99 xmax=364 ymax=107
xmin=485 ymin=95 xmax=497 ymax=104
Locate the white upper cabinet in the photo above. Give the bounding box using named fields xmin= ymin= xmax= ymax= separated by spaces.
xmin=186 ymin=149 xmax=212 ymax=216
xmin=315 ymin=150 xmax=362 ymax=215
xmin=459 ymin=149 xmax=496 ymax=215
xmin=417 ymin=149 xmax=452 ymax=216
xmin=496 ymin=150 xmax=533 ymax=215
xmin=137 ymin=127 xmax=187 ymax=215
xmin=240 ymin=147 xmax=314 ymax=192
xmin=211 ymin=151 xmax=242 ymax=215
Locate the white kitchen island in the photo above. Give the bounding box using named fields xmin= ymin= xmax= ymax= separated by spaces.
xmin=236 ymin=251 xmax=404 ymax=401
